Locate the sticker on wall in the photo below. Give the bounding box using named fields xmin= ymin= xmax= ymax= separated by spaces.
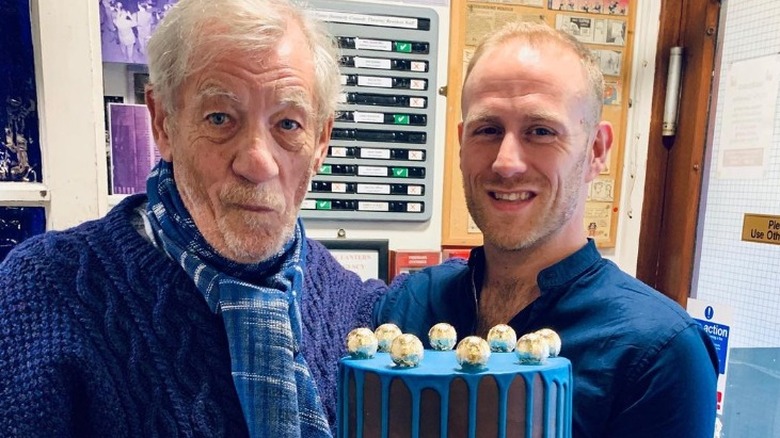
xmin=687 ymin=298 xmax=733 ymax=416
xmin=741 ymin=213 xmax=780 ymax=246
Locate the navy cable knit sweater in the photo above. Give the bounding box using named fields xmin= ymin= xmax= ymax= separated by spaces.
xmin=0 ymin=195 xmax=387 ymax=437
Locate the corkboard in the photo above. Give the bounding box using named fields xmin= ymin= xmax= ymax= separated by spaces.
xmin=441 ymin=0 xmax=636 ymax=248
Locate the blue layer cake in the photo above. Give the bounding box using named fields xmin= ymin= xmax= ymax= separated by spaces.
xmin=338 ymin=350 xmax=572 ymax=437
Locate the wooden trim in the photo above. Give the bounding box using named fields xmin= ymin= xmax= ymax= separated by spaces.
xmin=440 ymin=3 xmax=483 ymax=247
xmin=636 ymin=0 xmax=720 ymax=305
xmin=605 ymin=6 xmax=638 ymax=249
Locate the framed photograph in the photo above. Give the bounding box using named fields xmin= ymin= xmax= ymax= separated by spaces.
xmin=555 ymin=14 xmax=595 ymax=43
xmin=99 ymin=0 xmax=176 ymax=65
xmin=318 ymin=239 xmax=389 ymax=283
xmin=603 ymin=79 xmax=621 ymax=105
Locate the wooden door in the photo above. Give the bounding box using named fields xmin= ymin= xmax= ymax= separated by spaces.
xmin=635 ymin=0 xmax=721 ymax=305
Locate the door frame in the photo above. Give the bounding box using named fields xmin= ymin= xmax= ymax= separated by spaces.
xmin=635 ymin=0 xmax=721 ymax=305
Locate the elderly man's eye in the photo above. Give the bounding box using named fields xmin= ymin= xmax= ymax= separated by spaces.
xmin=279 ymin=119 xmax=301 ymax=131
xmin=207 ymin=113 xmax=230 ymax=125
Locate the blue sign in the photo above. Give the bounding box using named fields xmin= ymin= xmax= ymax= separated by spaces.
xmin=693 ymin=318 xmax=730 ymax=375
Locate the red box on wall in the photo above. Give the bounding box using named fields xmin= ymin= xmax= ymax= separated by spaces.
xmin=441 ymin=248 xmax=473 ymax=261
xmin=390 ymin=250 xmax=441 ymax=280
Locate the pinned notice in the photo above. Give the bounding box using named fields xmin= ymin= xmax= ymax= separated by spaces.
xmin=741 ymin=213 xmax=780 ymax=246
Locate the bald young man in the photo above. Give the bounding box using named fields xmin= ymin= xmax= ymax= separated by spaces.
xmin=376 ymin=22 xmax=718 ymax=437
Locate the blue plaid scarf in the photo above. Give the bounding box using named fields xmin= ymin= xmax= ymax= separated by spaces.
xmin=145 ymin=160 xmax=332 ymax=437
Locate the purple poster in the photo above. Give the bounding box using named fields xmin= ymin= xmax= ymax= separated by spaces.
xmin=99 ymin=0 xmax=177 ymax=64
xmin=109 ymin=103 xmax=159 ymax=194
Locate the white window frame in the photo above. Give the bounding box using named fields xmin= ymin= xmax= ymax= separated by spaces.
xmin=0 ymin=0 xmax=109 ymax=230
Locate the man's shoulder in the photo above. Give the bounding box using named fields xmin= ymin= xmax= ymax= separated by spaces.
xmin=2 ymin=217 xmax=105 ymax=268
xmin=5 ymin=196 xmax=144 ymax=260
xmin=563 ymin=263 xmax=717 ymax=413
xmin=0 ymin=222 xmax=107 ymax=320
xmin=303 ymin=238 xmax=334 ymax=261
xmin=588 ymin=261 xmax=689 ymax=315
xmin=303 ymin=238 xmax=355 ymax=277
xmin=301 ymin=237 xmax=387 ymax=296
xmin=373 ymin=259 xmax=472 ymax=333
xmin=613 ymin=265 xmax=691 ymax=321
xmin=299 ymin=238 xmax=388 ymax=345
xmin=576 ymin=261 xmax=703 ymax=345
xmin=1 ymin=195 xmax=147 ymax=291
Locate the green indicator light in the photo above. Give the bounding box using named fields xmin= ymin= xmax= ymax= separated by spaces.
xmin=394 ymin=41 xmax=412 ymax=53
xmin=393 ymin=114 xmax=410 ymax=125
xmin=316 ymin=200 xmax=332 ymax=210
xmin=320 ymin=164 xmax=332 ymax=174
xmin=392 ymin=167 xmax=409 ymax=178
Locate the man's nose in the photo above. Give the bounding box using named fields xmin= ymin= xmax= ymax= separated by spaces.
xmin=491 ymin=133 xmax=528 ymax=178
xmin=232 ymin=129 xmax=279 ymax=184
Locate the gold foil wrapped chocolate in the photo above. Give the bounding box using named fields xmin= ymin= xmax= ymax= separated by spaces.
xmin=515 ymin=333 xmax=550 ymax=365
xmin=428 ymin=322 xmax=457 ymax=351
xmin=346 ymin=327 xmax=378 ymax=359
xmin=535 ymin=328 xmax=562 ymax=357
xmin=455 ymin=336 xmax=491 ymax=370
xmin=390 ymin=333 xmax=424 ymax=367
xmin=487 ymin=324 xmax=517 ymax=352
xmin=374 ymin=323 xmax=402 ymax=353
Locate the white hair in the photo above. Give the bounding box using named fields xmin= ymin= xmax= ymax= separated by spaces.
xmin=146 ymin=0 xmax=341 ymax=128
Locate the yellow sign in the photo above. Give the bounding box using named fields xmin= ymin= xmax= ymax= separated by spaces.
xmin=741 ymin=214 xmax=780 ymax=245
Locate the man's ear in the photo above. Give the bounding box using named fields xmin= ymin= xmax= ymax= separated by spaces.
xmin=312 ymin=117 xmax=334 ymax=174
xmin=586 ymin=121 xmax=613 ymax=182
xmin=145 ymin=87 xmax=173 ymax=161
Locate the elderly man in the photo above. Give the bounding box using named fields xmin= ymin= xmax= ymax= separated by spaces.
xmin=0 ymin=0 xmax=385 ymax=436
xmin=375 ymin=22 xmax=718 ymax=437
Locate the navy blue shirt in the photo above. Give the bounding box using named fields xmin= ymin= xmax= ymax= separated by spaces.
xmin=375 ymin=240 xmax=718 ymax=437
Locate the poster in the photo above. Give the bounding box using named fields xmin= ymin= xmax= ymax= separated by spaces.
xmin=603 ymin=79 xmax=621 ymax=105
xmin=589 ymin=177 xmax=615 ymax=202
xmin=584 ymin=202 xmax=611 ymax=241
xmin=465 ymin=4 xmax=545 ymax=46
xmin=555 ymin=14 xmax=596 ymax=43
xmin=99 ymin=0 xmax=176 ymax=64
xmin=591 ymin=48 xmax=622 ymax=76
xmin=108 ymin=103 xmax=159 ymax=194
xmin=481 ymin=0 xmax=543 ymax=6
xmin=605 ymin=19 xmax=626 ymax=45
xmin=716 ymin=54 xmax=780 ymax=180
xmin=687 ymin=298 xmax=733 ymax=417
xmin=548 ymin=0 xmax=626 ymax=15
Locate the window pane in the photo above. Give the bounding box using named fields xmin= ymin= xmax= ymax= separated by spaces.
xmin=1 ymin=0 xmax=42 ymax=182
xmin=0 ymin=206 xmax=45 ymax=261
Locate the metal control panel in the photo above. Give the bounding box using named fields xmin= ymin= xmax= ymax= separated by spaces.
xmin=302 ymin=0 xmax=439 ymax=222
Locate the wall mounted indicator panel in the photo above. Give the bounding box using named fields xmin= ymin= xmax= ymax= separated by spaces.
xmin=302 ymin=0 xmax=438 ymax=222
